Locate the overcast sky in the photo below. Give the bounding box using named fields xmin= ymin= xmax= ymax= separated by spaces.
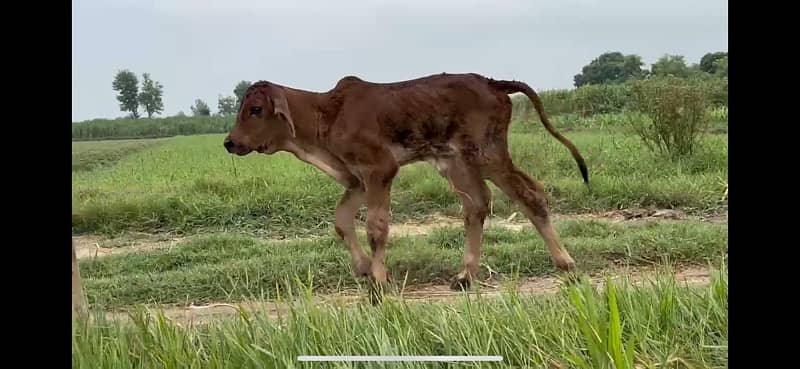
xmin=72 ymin=0 xmax=727 ymax=122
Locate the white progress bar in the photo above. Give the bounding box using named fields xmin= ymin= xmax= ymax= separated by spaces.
xmin=298 ymin=356 xmax=503 ymax=362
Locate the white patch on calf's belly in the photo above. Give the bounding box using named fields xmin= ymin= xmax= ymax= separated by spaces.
xmin=289 ymin=146 xmax=350 ymax=185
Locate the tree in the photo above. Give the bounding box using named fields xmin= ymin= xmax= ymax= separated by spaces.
xmin=234 ymin=81 xmax=252 ymax=106
xmin=686 ymin=63 xmax=711 ymax=80
xmin=191 ymin=99 xmax=211 ymax=116
xmin=138 ymin=73 xmax=164 ymax=118
xmin=699 ymin=52 xmax=728 ymax=74
xmin=112 ymin=70 xmax=140 ymax=118
xmin=573 ymin=52 xmax=646 ymax=87
xmin=217 ymin=95 xmax=238 ymax=116
xmin=651 ymin=55 xmax=690 ymax=78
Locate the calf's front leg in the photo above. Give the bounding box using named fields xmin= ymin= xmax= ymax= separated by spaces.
xmin=334 ymin=184 xmax=372 ymax=277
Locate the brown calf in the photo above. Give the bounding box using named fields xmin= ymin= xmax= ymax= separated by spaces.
xmin=224 ymin=73 xmax=588 ymax=292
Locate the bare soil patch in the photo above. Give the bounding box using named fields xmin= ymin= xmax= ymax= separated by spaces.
xmin=73 ymin=209 xmax=727 ymax=260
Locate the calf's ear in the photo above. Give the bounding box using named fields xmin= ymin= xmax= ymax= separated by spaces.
xmin=269 ymin=90 xmax=296 ymax=138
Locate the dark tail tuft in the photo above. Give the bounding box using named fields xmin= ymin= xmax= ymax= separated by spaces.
xmin=578 ymin=161 xmax=588 ymax=184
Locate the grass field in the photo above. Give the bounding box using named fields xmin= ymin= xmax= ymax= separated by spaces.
xmin=72 ymin=108 xmax=728 ymax=367
xmin=72 ymin=119 xmax=727 ymax=236
xmin=73 ymin=269 xmax=727 ymax=369
xmin=72 ymin=138 xmax=170 ymax=172
xmin=71 ymin=115 xmax=232 ymax=141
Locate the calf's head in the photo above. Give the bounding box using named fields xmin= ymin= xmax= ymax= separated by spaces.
xmin=224 ymin=82 xmax=296 ymax=156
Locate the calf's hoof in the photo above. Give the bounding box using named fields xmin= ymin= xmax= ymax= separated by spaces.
xmin=449 ymin=272 xmax=472 ymax=291
xmin=352 ymin=257 xmax=372 ymax=278
xmin=554 ymin=255 xmax=576 ymax=272
xmin=366 ymin=263 xmax=390 ymax=305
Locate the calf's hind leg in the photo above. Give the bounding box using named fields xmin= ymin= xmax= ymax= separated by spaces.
xmin=488 ymin=161 xmax=576 ymax=271
xmin=438 ymin=162 xmax=492 ymax=291
xmin=362 ymin=163 xmax=399 ymax=300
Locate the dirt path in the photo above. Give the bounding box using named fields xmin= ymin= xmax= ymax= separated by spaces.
xmin=73 ymin=234 xmax=188 ymax=259
xmin=101 ymin=265 xmax=715 ymax=325
xmin=74 ymin=208 xmax=727 ymax=261
xmin=75 ymin=209 xmax=725 ymax=324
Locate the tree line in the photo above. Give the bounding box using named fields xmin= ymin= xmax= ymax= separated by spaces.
xmin=109 ymin=50 xmax=726 ymax=119
xmin=573 ymin=51 xmax=727 ymax=87
xmin=111 ymin=72 xmax=251 ymax=119
xmin=182 ymin=81 xmax=252 ymax=118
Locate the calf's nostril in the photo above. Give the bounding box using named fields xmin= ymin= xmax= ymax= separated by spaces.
xmin=223 ymin=139 xmax=234 ymax=150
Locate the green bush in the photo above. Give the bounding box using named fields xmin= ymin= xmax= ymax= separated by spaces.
xmin=511 ymin=91 xmax=576 ymax=120
xmin=512 ymin=78 xmax=726 ymax=124
xmin=572 ymin=84 xmax=632 ymax=116
xmin=72 ymin=116 xmax=234 ymax=141
xmin=629 ymin=77 xmax=712 ymax=158
xmin=512 ymin=84 xmax=631 ymax=121
xmin=706 ymin=78 xmax=728 ymax=107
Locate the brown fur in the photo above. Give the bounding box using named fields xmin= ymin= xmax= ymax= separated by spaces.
xmin=224 ymin=72 xmax=588 ymax=293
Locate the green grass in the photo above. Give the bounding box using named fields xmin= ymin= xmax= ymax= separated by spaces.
xmin=72 ymin=138 xmax=170 ymax=172
xmin=79 ymin=219 xmax=727 ymax=308
xmin=73 ymin=268 xmax=728 ymax=368
xmin=511 ymin=77 xmax=728 ymax=121
xmin=72 ymin=124 xmax=727 ymax=236
xmin=72 ymin=115 xmax=233 ymax=141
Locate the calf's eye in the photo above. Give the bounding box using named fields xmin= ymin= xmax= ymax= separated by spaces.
xmin=250 ymin=106 xmax=263 ymax=116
